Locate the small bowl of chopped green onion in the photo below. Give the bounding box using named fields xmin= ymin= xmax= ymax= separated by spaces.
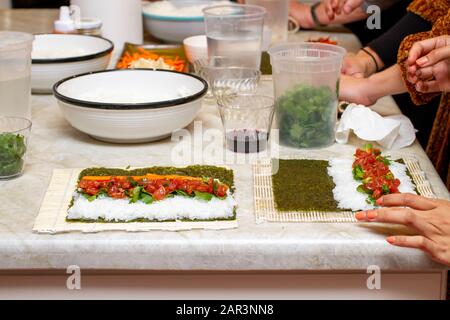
xmin=0 ymin=117 xmax=31 ymax=179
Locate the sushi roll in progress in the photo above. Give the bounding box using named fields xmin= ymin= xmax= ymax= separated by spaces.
xmin=67 ymin=166 xmax=237 ymax=222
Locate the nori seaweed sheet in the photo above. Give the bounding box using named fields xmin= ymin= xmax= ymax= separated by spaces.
xmin=272 ymin=159 xmax=343 ymax=212
xmin=67 ymin=165 xmax=236 ymax=223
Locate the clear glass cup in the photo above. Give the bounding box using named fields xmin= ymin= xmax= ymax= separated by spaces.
xmin=217 ymin=94 xmax=274 ymax=153
xmin=246 ymin=0 xmax=289 ymax=46
xmin=203 ymin=4 xmax=266 ymax=69
xmin=208 ymin=66 xmax=261 ymax=102
xmin=0 ymin=117 xmax=32 ymax=179
xmin=268 ymin=42 xmax=346 ymax=149
xmin=0 ymin=31 xmax=34 ymax=119
xmin=193 ymin=56 xmax=251 ymax=100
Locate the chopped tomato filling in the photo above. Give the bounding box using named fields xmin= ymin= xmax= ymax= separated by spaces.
xmin=77 ymin=174 xmax=229 ymax=201
xmin=353 ymin=145 xmax=400 ymax=202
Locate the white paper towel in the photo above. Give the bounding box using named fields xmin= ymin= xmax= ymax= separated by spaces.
xmin=336 ymin=104 xmax=416 ymax=149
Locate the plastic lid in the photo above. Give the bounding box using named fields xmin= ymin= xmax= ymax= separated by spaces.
xmin=0 ymin=31 xmax=34 ymax=51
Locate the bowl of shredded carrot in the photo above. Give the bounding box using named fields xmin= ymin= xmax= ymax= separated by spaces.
xmin=117 ymin=46 xmax=187 ymax=73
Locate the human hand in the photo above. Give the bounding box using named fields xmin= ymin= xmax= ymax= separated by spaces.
xmin=342 ymin=48 xmax=381 ymax=78
xmin=339 ymin=74 xmax=377 ymax=105
xmin=407 ymin=35 xmax=450 ymax=93
xmin=324 ymin=0 xmax=364 ymax=20
xmin=356 ymin=193 xmax=450 ymax=267
xmin=342 ymin=53 xmax=368 ymax=78
xmin=289 ymin=1 xmax=315 ymax=29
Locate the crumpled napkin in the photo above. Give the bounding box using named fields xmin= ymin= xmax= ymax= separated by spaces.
xmin=336 ymin=103 xmax=416 ymax=149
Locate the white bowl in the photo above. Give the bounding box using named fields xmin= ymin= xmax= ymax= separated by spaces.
xmin=142 ymin=1 xmax=208 ymax=43
xmin=32 ymin=34 xmax=113 ymax=94
xmin=53 ymin=69 xmax=207 ymax=143
xmin=183 ymin=35 xmax=208 ymax=64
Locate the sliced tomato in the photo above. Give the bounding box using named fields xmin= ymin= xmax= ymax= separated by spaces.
xmin=153 ymin=186 xmax=167 ymax=201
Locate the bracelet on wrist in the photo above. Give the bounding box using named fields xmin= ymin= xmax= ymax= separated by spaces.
xmin=310 ymin=2 xmax=326 ymax=27
xmin=361 ymin=47 xmax=380 ymax=73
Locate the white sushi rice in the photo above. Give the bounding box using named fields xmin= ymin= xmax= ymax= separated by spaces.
xmin=328 ymin=158 xmax=416 ymax=211
xmin=67 ymin=192 xmax=237 ymax=222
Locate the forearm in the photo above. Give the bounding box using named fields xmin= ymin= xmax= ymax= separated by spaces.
xmin=357 ymin=46 xmax=385 ymax=75
xmin=366 ymin=65 xmax=407 ymax=101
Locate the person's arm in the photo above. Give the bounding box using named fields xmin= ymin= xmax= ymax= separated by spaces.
xmin=342 ymin=46 xmax=384 ymax=77
xmin=355 ymin=193 xmax=450 ymax=267
xmin=341 ymin=11 xmax=432 ymax=78
xmin=339 ymin=64 xmax=407 ymax=105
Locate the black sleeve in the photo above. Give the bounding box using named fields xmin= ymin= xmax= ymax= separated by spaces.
xmin=368 ymin=12 xmax=432 ymax=67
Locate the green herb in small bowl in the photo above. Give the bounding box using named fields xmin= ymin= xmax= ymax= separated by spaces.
xmin=0 ymin=117 xmax=31 ymax=179
xmin=0 ymin=133 xmax=27 ymax=178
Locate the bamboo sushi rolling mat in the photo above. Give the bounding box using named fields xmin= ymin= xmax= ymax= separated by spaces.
xmin=33 ymin=169 xmax=238 ymax=234
xmin=253 ymin=156 xmax=436 ymax=223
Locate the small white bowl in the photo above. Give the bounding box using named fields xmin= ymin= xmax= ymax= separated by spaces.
xmin=143 ymin=16 xmax=204 ymax=44
xmin=53 ymin=69 xmax=207 ymax=143
xmin=142 ymin=1 xmax=209 ymax=43
xmin=183 ymin=35 xmax=208 ymax=64
xmin=32 ymin=34 xmax=113 ymax=94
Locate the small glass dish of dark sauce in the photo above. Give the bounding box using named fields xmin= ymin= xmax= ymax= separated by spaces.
xmin=218 ymin=94 xmax=274 ymax=154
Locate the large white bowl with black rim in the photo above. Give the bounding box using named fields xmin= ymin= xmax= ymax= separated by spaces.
xmin=32 ymin=34 xmax=113 ymax=94
xmin=53 ymin=69 xmax=208 ymax=143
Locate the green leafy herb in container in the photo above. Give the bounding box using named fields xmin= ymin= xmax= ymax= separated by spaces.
xmin=0 ymin=117 xmax=31 ymax=179
xmin=276 ymin=84 xmax=337 ymax=148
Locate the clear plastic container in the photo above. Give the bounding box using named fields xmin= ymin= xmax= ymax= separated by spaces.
xmin=246 ymin=0 xmax=289 ymax=45
xmin=0 ymin=31 xmax=34 ymax=119
xmin=203 ymin=4 xmax=266 ymax=69
xmin=268 ymin=42 xmax=346 ymax=149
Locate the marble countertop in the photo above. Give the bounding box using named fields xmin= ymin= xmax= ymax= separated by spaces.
xmin=1 ymin=88 xmax=449 ymax=271
xmin=0 ymin=10 xmax=449 ymax=272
